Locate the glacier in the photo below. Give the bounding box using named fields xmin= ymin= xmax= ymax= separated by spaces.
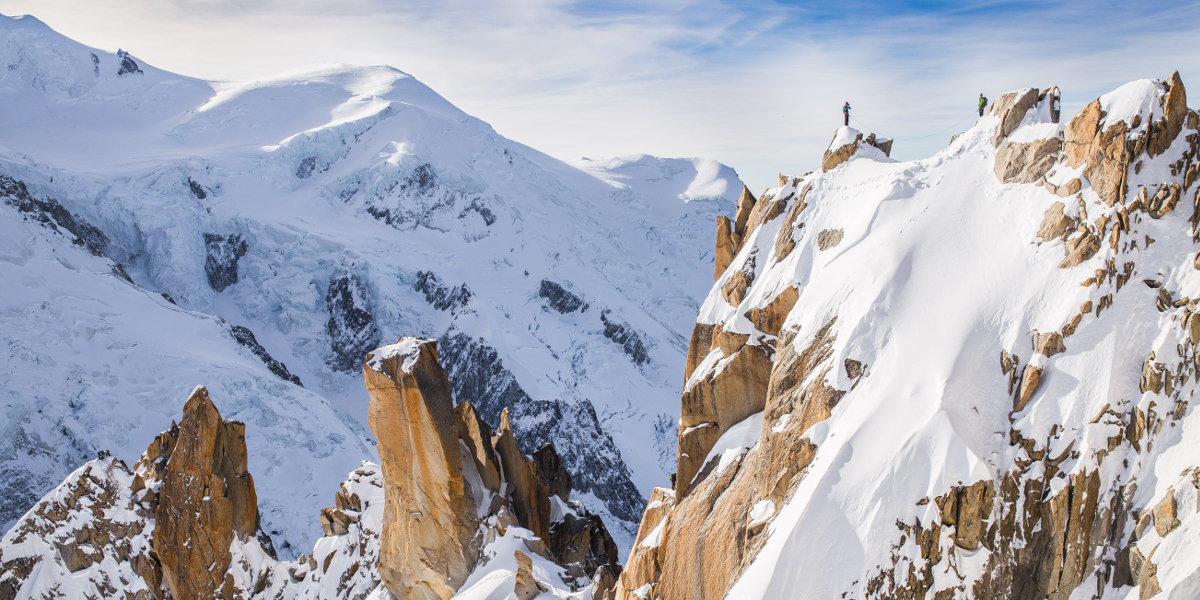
xmin=0 ymin=13 xmax=743 ymax=558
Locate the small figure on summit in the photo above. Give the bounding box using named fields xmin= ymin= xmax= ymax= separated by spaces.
xmin=978 ymin=93 xmax=988 ymax=117
xmin=843 ymin=102 xmax=851 ymax=126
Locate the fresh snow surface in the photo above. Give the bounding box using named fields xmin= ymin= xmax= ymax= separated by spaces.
xmin=365 ymin=337 xmax=428 ymax=373
xmin=1099 ymin=78 xmax=1167 ymax=130
xmin=0 ymin=13 xmax=742 ymax=557
xmin=693 ymin=411 xmax=763 ymax=483
xmin=827 ymin=126 xmax=863 ymax=151
xmin=706 ymin=79 xmax=1200 ymax=599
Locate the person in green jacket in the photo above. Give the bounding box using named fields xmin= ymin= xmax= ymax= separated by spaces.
xmin=978 ymin=94 xmax=988 ymax=117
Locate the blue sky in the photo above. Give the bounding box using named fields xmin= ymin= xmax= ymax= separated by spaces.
xmin=1 ymin=0 xmax=1198 ymax=193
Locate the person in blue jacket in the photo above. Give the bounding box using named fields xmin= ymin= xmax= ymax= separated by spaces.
xmin=843 ymin=102 xmax=851 ymax=126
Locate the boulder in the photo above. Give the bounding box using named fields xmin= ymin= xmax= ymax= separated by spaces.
xmin=995 ymin=137 xmax=1061 ymax=184
xmin=1036 ymin=202 xmax=1073 ymax=241
xmin=1014 ymin=365 xmax=1042 ymax=412
xmin=990 ymin=88 xmax=1040 ymax=147
xmin=1062 ymin=99 xmax=1131 ymax=206
xmin=817 ymin=228 xmax=844 ymax=251
xmin=822 ymin=129 xmax=863 ymax=171
xmin=721 ymin=270 xmax=752 ymax=307
xmin=744 ymin=287 xmax=799 ymax=336
xmin=866 ymin=133 xmax=894 ymax=156
xmin=548 ymin=508 xmax=620 ymax=579
xmin=1033 ymin=331 xmax=1066 ymax=357
xmin=1152 ymin=490 xmax=1181 ymax=537
xmin=1059 ymin=232 xmax=1100 ymax=268
xmin=513 ymin=550 xmax=547 ymax=600
xmin=151 ymin=386 xmax=268 ymax=600
xmin=365 ymin=338 xmax=480 ymax=600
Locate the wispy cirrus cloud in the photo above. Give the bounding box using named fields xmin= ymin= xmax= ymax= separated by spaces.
xmin=0 ymin=0 xmax=1197 ymax=192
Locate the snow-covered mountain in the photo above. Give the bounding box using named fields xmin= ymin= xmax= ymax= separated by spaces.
xmin=0 ymin=13 xmax=742 ymax=557
xmin=617 ymin=77 xmax=1200 ymax=599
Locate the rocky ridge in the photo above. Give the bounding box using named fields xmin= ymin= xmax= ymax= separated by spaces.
xmin=0 ymin=15 xmax=742 ymax=554
xmin=616 ymin=73 xmax=1200 ymax=600
xmin=1 ymin=340 xmax=623 ymax=600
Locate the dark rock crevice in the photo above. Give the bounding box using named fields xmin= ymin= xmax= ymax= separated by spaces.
xmin=600 ymin=311 xmax=649 ymax=366
xmin=539 ymin=280 xmax=589 ymax=314
xmin=203 ymin=233 xmax=248 ymax=293
xmin=414 ymin=271 xmax=472 ymax=312
xmin=437 ymin=332 xmax=646 ymax=523
xmin=1 ymin=175 xmax=109 ymax=257
xmin=326 ymin=273 xmax=381 ymax=373
xmin=115 ymin=50 xmax=142 ymax=76
xmin=230 ymin=325 xmax=302 ymax=386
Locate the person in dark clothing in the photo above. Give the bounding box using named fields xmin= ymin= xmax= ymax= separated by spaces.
xmin=670 ymin=473 xmax=676 ymax=489
xmin=978 ymin=94 xmax=988 ymax=117
xmin=843 ymin=102 xmax=851 ymax=126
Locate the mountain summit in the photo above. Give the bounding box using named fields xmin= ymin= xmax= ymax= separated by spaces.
xmin=0 ymin=12 xmax=742 ymax=557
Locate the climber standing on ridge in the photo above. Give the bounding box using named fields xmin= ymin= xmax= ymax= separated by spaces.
xmin=978 ymin=93 xmax=988 ymax=117
xmin=843 ymin=102 xmax=851 ymax=126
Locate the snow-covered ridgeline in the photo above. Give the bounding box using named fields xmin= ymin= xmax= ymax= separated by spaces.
xmin=0 ymin=12 xmax=743 ymax=556
xmin=616 ymin=77 xmax=1200 ymax=600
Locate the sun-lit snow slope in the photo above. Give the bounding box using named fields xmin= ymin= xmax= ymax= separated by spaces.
xmin=0 ymin=13 xmax=741 ymax=555
xmin=688 ymin=80 xmax=1200 ymax=598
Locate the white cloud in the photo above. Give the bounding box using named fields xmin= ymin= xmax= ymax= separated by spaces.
xmin=0 ymin=0 xmax=1197 ymax=193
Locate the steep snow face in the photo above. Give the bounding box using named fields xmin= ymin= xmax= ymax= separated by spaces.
xmin=0 ymin=14 xmax=740 ymax=556
xmin=663 ymin=80 xmax=1200 ymax=599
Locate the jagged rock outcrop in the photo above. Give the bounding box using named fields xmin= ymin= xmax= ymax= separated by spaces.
xmin=532 ymin=444 xmax=573 ymax=502
xmin=996 ymin=136 xmax=1061 ymax=184
xmin=0 ymin=386 xmax=277 ymax=600
xmin=991 ymin=87 xmax=1041 ymax=147
xmin=327 ymin=272 xmax=381 ymax=372
xmin=0 ymin=457 xmax=156 ymax=600
xmin=203 ymin=233 xmax=248 ymax=292
xmin=437 ymin=331 xmax=646 ymax=524
xmin=715 ymin=215 xmax=735 ymax=280
xmin=364 ymin=337 xmax=480 ymax=600
xmin=821 ymin=127 xmax=893 ymax=172
xmin=493 ymin=408 xmax=554 ymax=544
xmin=229 ymin=324 xmax=303 ymax=386
xmin=415 ymin=270 xmax=473 ymax=312
xmin=619 ymin=75 xmax=1200 ymax=600
xmin=1 ymin=175 xmax=109 ymax=257
xmin=539 ymin=279 xmax=589 ymax=313
xmin=454 ymin=401 xmax=502 ymax=494
xmin=363 ymin=336 xmax=622 ymax=599
xmin=731 ymin=185 xmax=756 ymax=252
xmin=676 ymin=332 xmax=771 ymax=497
xmin=151 ymin=386 xmax=273 ymax=600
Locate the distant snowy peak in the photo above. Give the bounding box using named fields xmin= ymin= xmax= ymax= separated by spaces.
xmin=0 ymin=12 xmax=742 ymax=560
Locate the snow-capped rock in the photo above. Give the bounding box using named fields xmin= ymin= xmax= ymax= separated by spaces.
xmin=617 ymin=73 xmax=1200 ymax=600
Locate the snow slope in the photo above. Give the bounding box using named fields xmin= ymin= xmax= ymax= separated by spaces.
xmin=695 ymin=79 xmax=1200 ymax=599
xmin=0 ymin=13 xmax=742 ymax=557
